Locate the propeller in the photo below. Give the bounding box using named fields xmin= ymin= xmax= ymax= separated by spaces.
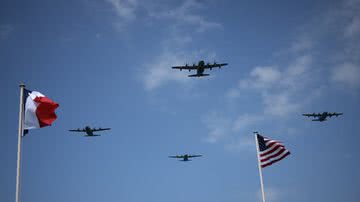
xmin=213 ymin=60 xmax=221 ymax=68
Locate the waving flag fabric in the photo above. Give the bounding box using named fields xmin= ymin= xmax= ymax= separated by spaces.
xmin=23 ymin=89 xmax=59 ymax=132
xmin=257 ymin=134 xmax=290 ymax=168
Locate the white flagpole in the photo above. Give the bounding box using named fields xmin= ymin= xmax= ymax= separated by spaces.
xmin=254 ymin=132 xmax=266 ymax=202
xmin=16 ymin=83 xmax=25 ymax=202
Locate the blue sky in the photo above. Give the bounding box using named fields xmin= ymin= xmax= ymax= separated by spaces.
xmin=1 ymin=0 xmax=360 ymax=201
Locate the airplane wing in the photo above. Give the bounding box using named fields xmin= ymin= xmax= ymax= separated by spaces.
xmin=203 ymin=63 xmax=228 ymax=69
xmin=302 ymin=113 xmax=321 ymax=117
xmin=168 ymin=155 xmax=183 ymax=158
xmin=69 ymin=129 xmax=86 ymax=132
xmin=92 ymin=128 xmax=111 ymax=132
xmin=172 ymin=65 xmax=198 ymax=70
xmin=328 ymin=112 xmax=343 ymax=117
xmin=189 ymin=155 xmax=202 ymax=158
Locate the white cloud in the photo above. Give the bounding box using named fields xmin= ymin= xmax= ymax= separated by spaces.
xmin=263 ymin=92 xmax=301 ymax=117
xmin=343 ymin=0 xmax=360 ymax=38
xmin=286 ymin=55 xmax=312 ymax=77
xmin=202 ymin=111 xmax=232 ymax=143
xmin=105 ymin=0 xmax=137 ymax=20
xmin=202 ymin=53 xmax=317 ymax=152
xmin=239 ymin=55 xmax=312 ymax=91
xmin=237 ymin=54 xmax=313 ymax=118
xmin=105 ymin=0 xmax=138 ymax=30
xmin=225 ymin=88 xmax=241 ymax=99
xmin=232 ymin=114 xmax=263 ymax=132
xmin=225 ymin=135 xmax=254 ymax=152
xmin=282 ymin=55 xmax=312 ymax=89
xmin=148 ymin=0 xmax=222 ymax=32
xmin=239 ymin=66 xmax=281 ymax=89
xmin=203 ymin=53 xmax=315 ymax=151
xmin=345 ymin=16 xmax=360 ymax=38
xmin=105 ymin=0 xmax=222 ymax=32
xmin=290 ymin=37 xmax=313 ymax=53
xmin=203 ymin=113 xmax=263 ymax=147
xmin=133 ymin=0 xmax=221 ymax=91
xmin=142 ymin=51 xmax=190 ymax=91
xmin=331 ymin=63 xmax=360 ymax=88
xmin=202 ymin=0 xmax=360 ymax=154
xmin=0 ymin=24 xmax=13 ymax=41
xmin=141 ymin=29 xmax=217 ymax=91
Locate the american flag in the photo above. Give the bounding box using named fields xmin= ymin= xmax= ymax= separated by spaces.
xmin=257 ymin=134 xmax=290 ymax=168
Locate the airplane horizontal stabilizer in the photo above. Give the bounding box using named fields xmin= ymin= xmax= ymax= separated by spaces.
xmin=188 ymin=74 xmax=210 ymax=77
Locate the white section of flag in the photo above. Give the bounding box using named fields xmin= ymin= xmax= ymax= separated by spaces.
xmin=259 ymin=136 xmax=290 ymax=168
xmin=24 ymin=91 xmax=44 ymax=129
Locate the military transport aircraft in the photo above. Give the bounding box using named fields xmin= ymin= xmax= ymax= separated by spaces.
xmin=302 ymin=112 xmax=343 ymax=122
xmin=168 ymin=154 xmax=202 ymax=161
xmin=172 ymin=60 xmax=228 ymax=77
xmin=69 ymin=126 xmax=111 ymax=137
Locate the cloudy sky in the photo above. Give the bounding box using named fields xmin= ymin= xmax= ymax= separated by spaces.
xmin=1 ymin=0 xmax=360 ymax=202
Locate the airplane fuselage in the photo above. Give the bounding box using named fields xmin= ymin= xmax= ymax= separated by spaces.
xmin=84 ymin=126 xmax=93 ymax=135
xmin=189 ymin=60 xmax=209 ymax=77
xmin=312 ymin=112 xmax=329 ymax=121
xmin=84 ymin=126 xmax=101 ymax=136
xmin=196 ymin=61 xmax=205 ymax=74
xmin=182 ymin=155 xmax=189 ymax=161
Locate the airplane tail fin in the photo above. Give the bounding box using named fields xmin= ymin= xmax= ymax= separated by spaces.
xmin=188 ymin=74 xmax=210 ymax=77
xmin=85 ymin=134 xmax=101 ymax=137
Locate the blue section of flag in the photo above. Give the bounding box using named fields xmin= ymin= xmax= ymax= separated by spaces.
xmin=257 ymin=134 xmax=267 ymax=151
xmin=22 ymin=88 xmax=31 ymax=136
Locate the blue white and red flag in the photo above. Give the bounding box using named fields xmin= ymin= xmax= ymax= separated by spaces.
xmin=23 ymin=89 xmax=59 ymax=135
xmin=257 ymin=134 xmax=290 ymax=168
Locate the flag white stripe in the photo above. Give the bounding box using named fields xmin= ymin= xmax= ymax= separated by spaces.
xmin=265 ymin=140 xmax=277 ymax=146
xmin=24 ymin=96 xmax=40 ymax=129
xmin=260 ymin=142 xmax=283 ymax=155
xmin=261 ymin=149 xmax=290 ymax=166
xmin=257 ymin=134 xmax=290 ymax=168
xmin=260 ymin=146 xmax=285 ymax=159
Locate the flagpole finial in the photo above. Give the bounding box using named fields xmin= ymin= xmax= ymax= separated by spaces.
xmin=19 ymin=82 xmax=25 ymax=88
xmin=253 ymin=131 xmax=259 ymax=134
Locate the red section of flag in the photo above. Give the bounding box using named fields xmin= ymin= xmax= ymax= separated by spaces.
xmin=257 ymin=134 xmax=290 ymax=168
xmin=261 ymin=152 xmax=290 ymax=168
xmin=33 ymin=96 xmax=59 ymax=128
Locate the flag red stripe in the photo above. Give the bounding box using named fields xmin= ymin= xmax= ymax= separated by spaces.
xmin=261 ymin=151 xmax=290 ymax=168
xmin=260 ymin=148 xmax=286 ymax=162
xmin=265 ymin=141 xmax=277 ymax=148
xmin=260 ymin=144 xmax=283 ymax=157
xmin=34 ymin=96 xmax=59 ymax=128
